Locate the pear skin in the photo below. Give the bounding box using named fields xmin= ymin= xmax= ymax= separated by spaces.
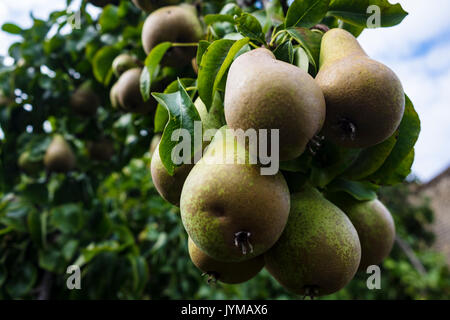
xmin=188 ymin=238 xmax=264 ymax=284
xmin=265 ymin=185 xmax=361 ymax=296
xmin=44 ymin=135 xmax=76 ymax=173
xmin=224 ymin=48 xmax=326 ymax=161
xmin=316 ymin=29 xmax=405 ymax=148
xmin=180 ymin=127 xmax=290 ymax=262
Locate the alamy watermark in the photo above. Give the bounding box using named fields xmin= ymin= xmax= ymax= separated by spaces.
xmin=170 ymin=122 xmax=280 ymax=175
xmin=367 ymin=5 xmax=381 ymax=28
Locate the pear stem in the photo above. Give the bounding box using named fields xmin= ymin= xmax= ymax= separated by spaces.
xmin=202 ymin=272 xmax=219 ymax=285
xmin=185 ymin=86 xmax=198 ymax=91
xmin=269 ymin=30 xmax=287 ymax=47
xmin=234 ymin=231 xmax=254 ymax=255
xmin=171 ymin=42 xmax=199 ymax=47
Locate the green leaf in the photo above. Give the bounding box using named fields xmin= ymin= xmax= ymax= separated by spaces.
xmin=327 ymin=178 xmax=378 ymax=201
xmin=383 ymin=148 xmax=415 ymax=184
xmin=152 ymin=79 xmax=201 ymax=175
xmin=198 ymin=38 xmax=249 ymax=109
xmin=99 ymin=4 xmax=120 ymax=32
xmin=141 ymin=42 xmax=172 ymax=101
xmin=5 ymin=263 xmax=37 ymax=298
xmin=204 ymin=14 xmax=236 ymax=25
xmin=343 ymin=133 xmax=397 ymax=180
xmin=93 ymin=46 xmax=120 ymax=85
xmin=154 ymin=78 xmax=197 ymax=133
xmin=328 ymin=0 xmax=408 ymax=28
xmin=286 ymin=0 xmax=330 ymax=28
xmin=273 ymin=41 xmax=294 ymax=64
xmin=50 ymin=203 xmax=85 ymax=234
xmin=27 ymin=209 xmax=42 ymax=247
xmin=2 ymin=23 xmax=22 ymax=35
xmin=294 ymin=46 xmax=309 ymax=72
xmin=39 ymin=248 xmax=65 ymax=273
xmin=196 ymin=41 xmax=211 ymax=69
xmin=286 ymin=27 xmax=323 ymax=72
xmin=368 ymin=95 xmax=420 ymax=184
xmin=235 ymin=13 xmax=265 ymax=44
xmin=339 ymin=21 xmax=365 ymax=37
xmin=128 ymin=254 xmax=149 ymax=294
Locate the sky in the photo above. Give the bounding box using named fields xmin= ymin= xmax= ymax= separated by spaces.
xmin=0 ymin=0 xmax=449 ymax=182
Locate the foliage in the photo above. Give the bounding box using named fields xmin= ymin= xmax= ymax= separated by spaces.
xmin=0 ymin=0 xmax=447 ymax=300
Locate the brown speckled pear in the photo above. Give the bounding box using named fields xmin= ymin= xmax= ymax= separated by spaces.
xmin=132 ymin=0 xmax=180 ymax=12
xmin=115 ymin=68 xmax=156 ymax=114
xmin=112 ymin=54 xmax=140 ymax=77
xmin=141 ymin=5 xmax=203 ymax=67
xmin=329 ymin=194 xmax=395 ymax=271
xmin=188 ymin=238 xmax=264 ymax=284
xmin=180 ymin=127 xmax=290 ymax=262
xmin=316 ymin=29 xmax=405 ymax=148
xmin=70 ymin=81 xmax=100 ymax=117
xmin=150 ymin=143 xmax=194 ymax=207
xmin=44 ymin=135 xmax=76 ymax=173
xmin=265 ymin=185 xmax=361 ymax=297
xmin=224 ymin=48 xmax=326 ymax=161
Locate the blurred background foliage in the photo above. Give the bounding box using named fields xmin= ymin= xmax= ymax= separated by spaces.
xmin=0 ymin=0 xmax=448 ymax=299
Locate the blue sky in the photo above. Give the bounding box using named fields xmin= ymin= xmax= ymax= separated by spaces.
xmin=1 ymin=0 xmax=449 ymax=182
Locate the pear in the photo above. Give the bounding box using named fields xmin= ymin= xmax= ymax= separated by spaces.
xmin=150 ymin=143 xmax=194 ymax=206
xmin=188 ymin=238 xmax=264 ymax=284
xmin=141 ymin=5 xmax=203 ymax=67
xmin=316 ymin=29 xmax=405 ymax=148
xmin=149 ymin=134 xmax=161 ymax=158
xmin=329 ymin=194 xmax=395 ymax=270
xmin=109 ymin=82 xmax=120 ymax=109
xmin=112 ymin=54 xmax=140 ymax=77
xmin=44 ymin=135 xmax=76 ymax=173
xmin=180 ymin=127 xmax=290 ymax=262
xmin=265 ymin=185 xmax=361 ymax=297
xmin=224 ymin=48 xmax=326 ymax=161
xmin=132 ymin=0 xmax=179 ymax=12
xmin=70 ymin=81 xmax=100 ymax=117
xmin=115 ymin=68 xmax=156 ymax=114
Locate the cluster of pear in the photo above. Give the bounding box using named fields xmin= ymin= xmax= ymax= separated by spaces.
xmin=150 ymin=28 xmax=403 ymax=296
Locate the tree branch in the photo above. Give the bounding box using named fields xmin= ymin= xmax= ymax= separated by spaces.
xmin=395 ymin=235 xmax=427 ymax=275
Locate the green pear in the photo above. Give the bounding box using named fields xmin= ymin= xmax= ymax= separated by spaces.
xmin=115 ymin=68 xmax=157 ymax=114
xmin=188 ymin=238 xmax=264 ymax=284
xmin=180 ymin=127 xmax=290 ymax=262
xmin=149 ymin=134 xmax=161 ymax=158
xmin=316 ymin=29 xmax=405 ymax=148
xmin=328 ymin=194 xmax=395 ymax=270
xmin=224 ymin=48 xmax=326 ymax=161
xmin=265 ymin=185 xmax=361 ymax=297
xmin=44 ymin=135 xmax=76 ymax=173
xmin=132 ymin=0 xmax=180 ymax=12
xmin=112 ymin=54 xmax=140 ymax=77
xmin=141 ymin=5 xmax=203 ymax=67
xmin=70 ymin=81 xmax=100 ymax=117
xmin=150 ymin=143 xmax=194 ymax=207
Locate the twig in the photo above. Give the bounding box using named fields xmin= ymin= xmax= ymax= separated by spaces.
xmin=395 ymin=236 xmax=427 ymax=275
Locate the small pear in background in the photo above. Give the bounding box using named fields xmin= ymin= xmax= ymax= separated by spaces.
xmin=44 ymin=135 xmax=76 ymax=173
xmin=316 ymin=29 xmax=405 ymax=148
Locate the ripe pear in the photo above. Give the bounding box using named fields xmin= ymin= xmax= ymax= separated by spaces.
xmin=150 ymin=142 xmax=194 ymax=206
xmin=44 ymin=135 xmax=76 ymax=173
xmin=265 ymin=185 xmax=361 ymax=297
xmin=112 ymin=54 xmax=140 ymax=77
xmin=132 ymin=0 xmax=179 ymax=12
xmin=180 ymin=127 xmax=290 ymax=262
xmin=188 ymin=238 xmax=264 ymax=284
xmin=141 ymin=5 xmax=203 ymax=67
xmin=70 ymin=81 xmax=100 ymax=117
xmin=87 ymin=138 xmax=115 ymax=162
xmin=329 ymin=194 xmax=395 ymax=270
xmin=224 ymin=48 xmax=326 ymax=161
xmin=316 ymin=29 xmax=405 ymax=148
xmin=109 ymin=82 xmax=120 ymax=109
xmin=115 ymin=68 xmax=156 ymax=114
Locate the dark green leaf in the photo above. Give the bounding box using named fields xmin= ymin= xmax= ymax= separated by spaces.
xmin=93 ymin=46 xmax=120 ymax=85
xmin=2 ymin=23 xmax=22 ymax=35
xmin=50 ymin=203 xmax=85 ymax=234
xmin=286 ymin=0 xmax=330 ymax=28
xmin=286 ymin=27 xmax=323 ymax=72
xmin=235 ymin=13 xmax=265 ymax=44
xmin=273 ymin=41 xmax=294 ymax=64
xmin=141 ymin=42 xmax=172 ymax=101
xmin=204 ymin=14 xmax=236 ymax=25
xmin=327 ymin=178 xmax=378 ymax=201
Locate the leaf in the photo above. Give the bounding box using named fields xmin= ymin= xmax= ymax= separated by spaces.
xmin=368 ymin=95 xmax=420 ymax=184
xmin=154 ymin=78 xmax=197 ymax=133
xmin=196 ymin=40 xmax=210 ymax=69
xmin=327 ymin=178 xmax=378 ymax=201
xmin=286 ymin=0 xmax=330 ymax=28
xmin=328 ymin=0 xmax=408 ymax=28
xmin=93 ymin=46 xmax=120 ymax=85
xmin=27 ymin=209 xmax=42 ymax=247
xmin=273 ymin=41 xmax=294 ymax=64
xmin=383 ymin=148 xmax=415 ymax=184
xmin=339 ymin=21 xmax=365 ymax=37
xmin=50 ymin=203 xmax=85 ymax=234
xmin=152 ymin=79 xmax=201 ymax=175
xmin=235 ymin=13 xmax=265 ymax=44
xmin=128 ymin=254 xmax=149 ymax=294
xmin=5 ymin=263 xmax=37 ymax=298
xmin=198 ymin=38 xmax=249 ymax=109
xmin=294 ymin=46 xmax=309 ymax=72
xmin=140 ymin=42 xmax=172 ymax=101
xmin=204 ymin=14 xmax=236 ymax=25
xmin=2 ymin=23 xmax=22 ymax=35
xmin=99 ymin=4 xmax=120 ymax=32
xmin=343 ymin=133 xmax=397 ymax=180
xmin=286 ymin=27 xmax=323 ymax=72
